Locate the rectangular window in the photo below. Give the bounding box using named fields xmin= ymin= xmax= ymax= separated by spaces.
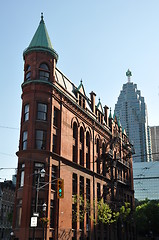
xmin=86 ymin=153 xmax=90 ymax=169
xmin=72 ymin=173 xmax=77 ymax=196
xmin=79 ymin=176 xmax=84 ymax=232
xmin=24 ymin=104 xmax=29 ymax=121
xmin=80 ymin=176 xmax=84 ymax=196
xmin=103 ymin=185 xmax=107 ymax=203
xmin=53 ymin=134 xmax=57 ymax=153
xmin=37 ymin=103 xmax=47 ymax=121
xmin=79 ymin=95 xmax=82 ymax=106
xmin=22 ymin=131 xmax=27 ymax=150
xmin=73 ymin=145 xmax=77 ymax=163
xmin=16 ymin=200 xmax=22 ymax=227
xmin=20 ymin=170 xmax=24 ymax=187
xmin=19 ymin=163 xmax=25 ymax=187
xmin=80 ymin=149 xmax=84 ymax=166
xmin=97 ymin=183 xmax=101 ymax=202
xmin=86 ymin=179 xmax=90 ymax=201
xmin=35 ymin=130 xmax=46 ymax=150
xmin=53 ymin=107 xmax=60 ymax=127
xmin=72 ymin=174 xmax=78 ymax=232
xmin=83 ymin=99 xmax=85 ymax=109
xmin=51 ymin=165 xmax=57 ymax=191
xmin=50 ymin=199 xmax=56 ymax=228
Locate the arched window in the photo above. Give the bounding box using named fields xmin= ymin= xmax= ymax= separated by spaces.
xmin=80 ymin=127 xmax=84 ymax=166
xmin=86 ymin=132 xmax=90 ymax=169
xmin=39 ymin=63 xmax=50 ymax=81
xmin=73 ymin=122 xmax=78 ymax=163
xmin=102 ymin=142 xmax=105 ymax=154
xmin=25 ymin=65 xmax=31 ymax=81
xmin=96 ymin=138 xmax=100 ymax=174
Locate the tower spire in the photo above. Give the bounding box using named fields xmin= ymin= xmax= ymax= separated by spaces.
xmin=126 ymin=69 xmax=132 ymax=83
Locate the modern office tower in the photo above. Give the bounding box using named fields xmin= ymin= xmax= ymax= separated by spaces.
xmin=150 ymin=126 xmax=159 ymax=161
xmin=114 ymin=70 xmax=152 ymax=162
xmin=133 ymin=161 xmax=159 ymax=200
xmin=12 ymin=15 xmax=135 ymax=240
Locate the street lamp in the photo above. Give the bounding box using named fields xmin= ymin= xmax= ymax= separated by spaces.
xmin=10 ymin=231 xmax=14 ymax=239
xmin=32 ymin=168 xmax=46 ymax=240
xmin=42 ymin=203 xmax=47 ymax=240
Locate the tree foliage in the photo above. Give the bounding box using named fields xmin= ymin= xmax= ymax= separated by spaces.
xmin=96 ymin=199 xmax=119 ymax=225
xmin=72 ymin=195 xmax=131 ymax=226
xmin=135 ymin=199 xmax=159 ymax=237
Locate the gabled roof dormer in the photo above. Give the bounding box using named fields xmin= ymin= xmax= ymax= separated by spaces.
xmin=76 ymin=80 xmax=87 ymax=109
xmin=96 ymin=98 xmax=104 ymax=124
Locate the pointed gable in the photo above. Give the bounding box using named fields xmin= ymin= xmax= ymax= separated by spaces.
xmin=77 ymin=80 xmax=86 ymax=96
xmin=97 ymin=98 xmax=103 ymax=113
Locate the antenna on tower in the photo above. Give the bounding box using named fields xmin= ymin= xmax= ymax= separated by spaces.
xmin=126 ymin=69 xmax=132 ymax=83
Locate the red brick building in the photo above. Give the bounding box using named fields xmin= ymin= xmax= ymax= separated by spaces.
xmin=12 ymin=14 xmax=135 ymax=240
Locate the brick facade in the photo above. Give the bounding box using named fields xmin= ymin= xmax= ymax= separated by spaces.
xmin=12 ymin=16 xmax=135 ymax=240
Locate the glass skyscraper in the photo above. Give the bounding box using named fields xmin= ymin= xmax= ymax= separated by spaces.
xmin=133 ymin=161 xmax=159 ymax=200
xmin=114 ymin=70 xmax=152 ymax=162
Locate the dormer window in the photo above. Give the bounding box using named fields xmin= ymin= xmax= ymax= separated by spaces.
xmin=83 ymin=99 xmax=85 ymax=109
xmin=39 ymin=63 xmax=50 ymax=81
xmin=79 ymin=95 xmax=82 ymax=106
xmin=78 ymin=94 xmax=86 ymax=109
xmin=25 ymin=65 xmax=31 ymax=81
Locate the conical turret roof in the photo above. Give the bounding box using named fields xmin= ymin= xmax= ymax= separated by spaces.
xmin=23 ymin=13 xmax=58 ymax=61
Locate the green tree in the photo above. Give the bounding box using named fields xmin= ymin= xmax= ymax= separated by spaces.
xmin=96 ymin=199 xmax=119 ymax=225
xmin=72 ymin=195 xmax=131 ymax=226
xmin=135 ymin=199 xmax=159 ymax=237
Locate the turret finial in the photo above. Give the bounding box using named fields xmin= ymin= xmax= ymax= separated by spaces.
xmin=41 ymin=12 xmax=44 ymax=22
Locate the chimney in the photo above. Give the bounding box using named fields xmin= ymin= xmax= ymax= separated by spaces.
xmin=90 ymin=91 xmax=96 ymax=114
xmin=104 ymin=105 xmax=109 ymax=125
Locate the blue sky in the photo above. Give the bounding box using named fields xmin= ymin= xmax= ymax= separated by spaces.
xmin=0 ymin=1 xmax=159 ymax=180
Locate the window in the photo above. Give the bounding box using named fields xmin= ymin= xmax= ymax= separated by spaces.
xmin=37 ymin=103 xmax=47 ymax=121
xmin=97 ymin=183 xmax=101 ymax=201
xmin=80 ymin=176 xmax=84 ymax=196
xmin=39 ymin=63 xmax=50 ymax=81
xmin=96 ymin=139 xmax=100 ymax=174
xmin=80 ymin=127 xmax=84 ymax=166
xmin=73 ymin=122 xmax=78 ymax=163
xmin=35 ymin=130 xmax=46 ymax=150
xmin=79 ymin=95 xmax=82 ymax=106
xmin=20 ymin=170 xmax=24 ymax=187
xmin=53 ymin=107 xmax=60 ymax=154
xmin=53 ymin=107 xmax=60 ymax=127
xmin=50 ymin=199 xmax=56 ymax=228
xmin=86 ymin=132 xmax=90 ymax=169
xmin=72 ymin=173 xmax=77 ymax=196
xmin=86 ymin=179 xmax=90 ymax=201
xmin=86 ymin=179 xmax=90 ymax=233
xmin=72 ymin=173 xmax=77 ymax=232
xmin=16 ymin=200 xmax=22 ymax=227
xmin=22 ymin=131 xmax=27 ymax=150
xmin=24 ymin=104 xmax=29 ymax=121
xmin=83 ymin=99 xmax=85 ymax=109
xmin=79 ymin=176 xmax=84 ymax=231
xmin=25 ymin=65 xmax=31 ymax=81
xmin=51 ymin=165 xmax=57 ymax=191
xmin=19 ymin=163 xmax=25 ymax=187
xmin=53 ymin=134 xmax=57 ymax=153
xmin=103 ymin=185 xmax=108 ymax=203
